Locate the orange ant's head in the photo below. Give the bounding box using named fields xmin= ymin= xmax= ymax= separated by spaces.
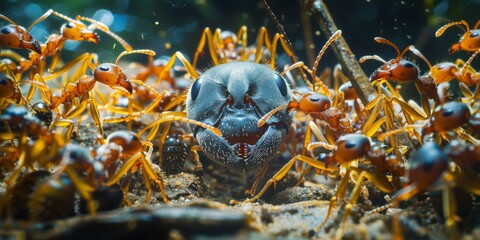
xmin=430 ymin=62 xmax=458 ymax=84
xmin=94 ymin=63 xmax=133 ymax=94
xmin=291 ymin=92 xmax=331 ymax=113
xmin=369 ymin=59 xmax=420 ymax=83
xmin=60 ymin=21 xmax=99 ymax=44
xmin=0 ymin=24 xmax=41 ymax=54
xmin=333 ymin=133 xmax=371 ymax=163
xmin=0 ymin=73 xmax=17 ymax=100
xmin=449 ymin=30 xmax=480 ymax=54
xmin=407 ymin=141 xmax=449 ymax=191
xmin=436 ymin=20 xmax=480 ymax=54
xmin=106 ymin=131 xmax=143 ymax=156
xmin=338 ymin=82 xmax=357 ymax=100
xmin=423 ymin=101 xmax=471 ymax=136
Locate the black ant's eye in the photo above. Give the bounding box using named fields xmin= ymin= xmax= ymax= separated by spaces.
xmin=274 ymin=73 xmax=288 ymax=97
xmin=99 ymin=65 xmax=110 ymax=71
xmin=470 ymin=32 xmax=479 ymax=38
xmin=1 ymin=28 xmax=11 ymax=34
xmin=0 ymin=79 xmax=7 ymax=85
xmin=190 ymin=78 xmax=202 ymax=101
xmin=65 ymin=22 xmax=75 ymax=28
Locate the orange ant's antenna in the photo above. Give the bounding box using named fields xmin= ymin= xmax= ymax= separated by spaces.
xmin=79 ymin=16 xmax=133 ymax=51
xmin=280 ymin=61 xmax=305 ymax=75
xmin=435 ymin=20 xmax=470 ymax=37
xmin=0 ymin=14 xmax=17 ymax=25
xmin=359 ymin=55 xmax=387 ymax=64
xmin=257 ymin=105 xmax=288 ymax=127
xmin=138 ymin=114 xmax=222 ymax=137
xmin=462 ymin=49 xmax=479 ymax=77
xmin=374 ymin=37 xmax=409 ymax=62
xmin=26 ymin=9 xmax=53 ymax=31
xmin=115 ymin=49 xmax=156 ymax=65
xmin=49 ymin=10 xmax=77 ymax=23
xmin=408 ymin=45 xmax=433 ymax=70
xmin=312 ymin=30 xmax=342 ymax=83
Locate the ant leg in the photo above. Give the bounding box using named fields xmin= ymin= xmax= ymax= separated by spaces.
xmin=315 ymin=169 xmax=351 ymax=232
xmin=64 ymin=166 xmax=96 ymax=215
xmin=245 ymin=163 xmax=270 ymax=196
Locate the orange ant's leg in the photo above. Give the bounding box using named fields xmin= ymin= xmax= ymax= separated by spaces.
xmin=362 ymin=94 xmax=385 ymax=137
xmin=442 ymin=174 xmax=460 ymax=240
xmin=140 ymin=153 xmax=168 ymax=203
xmin=138 ymin=112 xmax=222 ymax=137
xmin=245 ymin=163 xmax=270 ymax=196
xmin=88 ymin=91 xmax=104 ymax=136
xmin=190 ymin=145 xmax=203 ymax=171
xmin=156 ymin=121 xmax=172 ymax=167
xmin=334 ymin=169 xmax=393 ymax=239
xmin=64 ymin=166 xmax=96 ymax=215
xmin=155 ymin=52 xmax=198 ymax=88
xmin=181 ymin=133 xmax=203 ymax=171
xmin=192 ymin=28 xmax=222 ymax=68
xmin=235 ymin=26 xmax=248 ymax=61
xmin=106 ymin=152 xmax=144 ymax=187
xmin=333 ymin=64 xmax=349 ymax=91
xmin=52 ymin=119 xmax=75 ymax=143
xmin=252 ymin=27 xmax=271 ymax=64
xmin=315 ymin=168 xmax=351 ymax=232
xmin=234 ymin=155 xmax=337 ymax=204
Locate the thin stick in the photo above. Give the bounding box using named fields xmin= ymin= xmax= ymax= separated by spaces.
xmin=307 ymin=0 xmax=415 ymax=156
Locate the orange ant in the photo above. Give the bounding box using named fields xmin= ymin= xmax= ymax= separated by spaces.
xmin=44 ymin=50 xmax=153 ymax=135
xmin=0 ymin=105 xmax=74 ymax=218
xmin=0 ymin=11 xmax=52 ymax=54
xmin=1 ymin=10 xmax=132 ymax=80
xmin=360 ymin=37 xmax=440 ymax=104
xmin=0 ymin=63 xmax=51 ymax=112
xmin=94 ymin=130 xmax=169 ymax=204
xmin=436 ymin=20 xmax=480 ymax=54
xmin=192 ymin=26 xmax=296 ymax=70
xmin=377 ymin=101 xmax=479 ymax=144
xmin=128 ymin=55 xmax=177 ymax=88
xmin=237 ymin=131 xmax=402 ymax=239
xmin=369 ymin=140 xmax=480 ymax=239
xmin=408 ymin=45 xmax=479 ymax=87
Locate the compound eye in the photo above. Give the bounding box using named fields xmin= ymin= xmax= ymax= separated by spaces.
xmin=99 ymin=65 xmax=110 ymax=71
xmin=65 ymin=22 xmax=75 ymax=28
xmin=345 ymin=142 xmax=356 ymax=149
xmin=190 ymin=78 xmax=202 ymax=101
xmin=470 ymin=32 xmax=479 ymax=38
xmin=274 ymin=73 xmax=288 ymax=97
xmin=442 ymin=108 xmax=454 ymax=117
xmin=1 ymin=27 xmax=11 ymax=34
xmin=402 ymin=61 xmax=415 ymax=68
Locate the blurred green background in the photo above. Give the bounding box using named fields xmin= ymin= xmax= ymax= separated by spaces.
xmin=1 ymin=0 xmax=479 ymax=80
